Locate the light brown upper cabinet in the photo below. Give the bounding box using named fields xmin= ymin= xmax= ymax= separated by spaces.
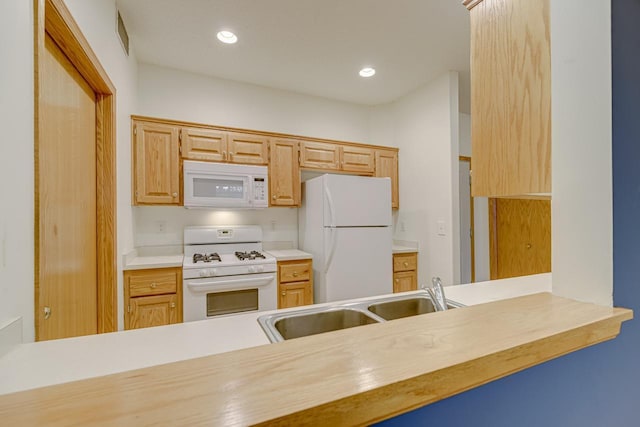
xmin=299 ymin=141 xmax=340 ymax=170
xmin=340 ymin=145 xmax=375 ymax=174
xmin=269 ymin=138 xmax=301 ymax=206
xmin=466 ymin=0 xmax=551 ymax=197
xmin=181 ymin=127 xmax=227 ymax=162
xmin=227 ymin=132 xmax=269 ymax=165
xmin=300 ymin=141 xmax=375 ymax=174
xmin=375 ymin=148 xmax=399 ymax=209
xmin=132 ymin=116 xmax=399 ymax=208
xmin=182 ymin=129 xmax=268 ymax=165
xmin=133 ymin=120 xmax=181 ymax=205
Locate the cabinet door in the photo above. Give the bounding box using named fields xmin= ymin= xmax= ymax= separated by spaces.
xmin=299 ymin=141 xmax=340 ymax=170
xmin=129 ymin=294 xmax=178 ymax=329
xmin=133 ymin=121 xmax=180 ymax=205
xmin=269 ymin=139 xmax=300 ymax=206
xmin=393 ymin=271 xmax=417 ymax=293
xmin=469 ymin=0 xmax=551 ymax=197
xmin=375 ymin=149 xmax=399 ymax=209
xmin=340 ymin=145 xmax=375 ymax=174
xmin=279 ymin=282 xmax=313 ymax=309
xmin=181 ymin=127 xmax=227 ymax=162
xmin=227 ymin=132 xmax=269 ymax=165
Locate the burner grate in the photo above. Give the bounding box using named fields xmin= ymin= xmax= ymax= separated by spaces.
xmin=193 ymin=253 xmax=221 ymax=263
xmin=235 ymin=251 xmax=266 ymax=261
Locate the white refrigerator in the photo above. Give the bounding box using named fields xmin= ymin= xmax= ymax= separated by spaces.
xmin=299 ymin=174 xmax=393 ymax=303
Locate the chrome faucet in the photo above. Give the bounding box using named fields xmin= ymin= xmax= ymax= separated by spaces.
xmin=424 ymin=276 xmax=447 ymax=311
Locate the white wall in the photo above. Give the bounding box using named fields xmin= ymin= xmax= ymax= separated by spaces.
xmin=550 ymin=0 xmax=613 ymax=305
xmin=138 ymin=63 xmax=371 ymax=143
xmin=458 ymin=113 xmax=489 ymax=282
xmin=134 ymin=207 xmax=298 ymax=249
xmin=0 ymin=0 xmax=35 ymax=342
xmin=370 ymin=72 xmax=460 ymax=286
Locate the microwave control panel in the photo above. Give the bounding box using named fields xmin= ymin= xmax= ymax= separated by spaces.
xmin=253 ymin=178 xmax=266 ymax=201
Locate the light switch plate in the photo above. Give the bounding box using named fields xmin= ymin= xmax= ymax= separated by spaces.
xmin=437 ymin=221 xmax=446 ymax=236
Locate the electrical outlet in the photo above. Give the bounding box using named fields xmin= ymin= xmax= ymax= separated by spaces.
xmin=156 ymin=220 xmax=167 ymax=233
xmin=437 ymin=221 xmax=446 ymax=236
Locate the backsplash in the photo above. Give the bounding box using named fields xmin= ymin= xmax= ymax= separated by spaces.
xmin=133 ymin=206 xmax=299 ymax=248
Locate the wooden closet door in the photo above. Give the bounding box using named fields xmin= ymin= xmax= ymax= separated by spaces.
xmin=38 ymin=34 xmax=98 ymax=340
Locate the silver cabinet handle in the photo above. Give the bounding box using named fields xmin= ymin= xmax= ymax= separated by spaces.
xmin=44 ymin=306 xmax=51 ymax=320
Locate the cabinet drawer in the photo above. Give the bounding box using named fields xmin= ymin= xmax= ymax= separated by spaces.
xmin=127 ymin=269 xmax=179 ymax=297
xmin=279 ymin=260 xmax=312 ymax=283
xmin=393 ymin=253 xmax=417 ymax=272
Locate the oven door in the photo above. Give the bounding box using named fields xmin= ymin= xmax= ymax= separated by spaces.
xmin=183 ymin=273 xmax=277 ymax=322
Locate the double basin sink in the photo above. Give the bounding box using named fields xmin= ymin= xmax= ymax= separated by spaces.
xmin=258 ymin=292 xmax=464 ymax=343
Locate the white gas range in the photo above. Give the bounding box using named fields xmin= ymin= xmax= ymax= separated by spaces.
xmin=182 ymin=225 xmax=277 ymax=322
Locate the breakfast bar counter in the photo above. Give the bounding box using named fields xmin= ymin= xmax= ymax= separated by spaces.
xmin=0 ymin=274 xmax=632 ymax=425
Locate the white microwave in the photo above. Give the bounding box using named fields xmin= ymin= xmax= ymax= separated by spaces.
xmin=183 ymin=161 xmax=268 ymax=209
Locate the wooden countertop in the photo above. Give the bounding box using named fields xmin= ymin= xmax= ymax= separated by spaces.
xmin=0 ymin=293 xmax=632 ymax=426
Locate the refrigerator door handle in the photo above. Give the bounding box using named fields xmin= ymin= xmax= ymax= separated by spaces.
xmin=325 ymin=186 xmax=336 ymax=227
xmin=324 ymin=228 xmax=338 ymax=274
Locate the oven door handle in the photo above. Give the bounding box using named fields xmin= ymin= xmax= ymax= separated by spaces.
xmin=186 ymin=274 xmax=275 ymax=292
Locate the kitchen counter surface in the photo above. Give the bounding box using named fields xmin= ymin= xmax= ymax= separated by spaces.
xmin=0 ymin=274 xmax=550 ymax=396
xmin=265 ymin=249 xmax=313 ymax=261
xmin=0 ymin=279 xmax=631 ymax=426
xmin=123 ymin=254 xmax=184 ymax=270
xmin=392 ymin=245 xmax=418 ymax=254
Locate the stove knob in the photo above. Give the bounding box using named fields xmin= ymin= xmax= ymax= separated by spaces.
xmin=256 ymin=265 xmax=264 ymax=273
xmin=209 ymin=268 xmax=217 ymax=276
xmin=199 ymin=270 xmax=207 ymax=277
xmin=248 ymin=266 xmax=255 ymax=273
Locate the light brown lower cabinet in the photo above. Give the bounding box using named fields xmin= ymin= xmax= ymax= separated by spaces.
xmin=393 ymin=252 xmax=418 ymax=293
xmin=278 ymin=259 xmax=313 ymax=309
xmin=124 ymin=267 xmax=183 ymax=330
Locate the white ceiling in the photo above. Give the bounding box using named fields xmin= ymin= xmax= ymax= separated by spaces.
xmin=117 ymin=0 xmax=471 ymax=111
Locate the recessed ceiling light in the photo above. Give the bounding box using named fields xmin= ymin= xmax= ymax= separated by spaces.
xmin=217 ymin=30 xmax=238 ymax=44
xmin=359 ymin=67 xmax=376 ymax=78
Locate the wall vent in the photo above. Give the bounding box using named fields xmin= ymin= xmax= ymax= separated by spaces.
xmin=116 ymin=10 xmax=129 ymax=56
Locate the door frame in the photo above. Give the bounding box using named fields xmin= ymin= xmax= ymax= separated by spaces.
xmin=488 ymin=198 xmax=499 ymax=279
xmin=34 ymin=0 xmax=117 ymax=338
xmin=459 ymin=156 xmax=475 ymax=282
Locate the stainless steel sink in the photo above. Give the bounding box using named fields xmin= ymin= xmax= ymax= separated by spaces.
xmin=258 ymin=291 xmax=464 ymax=343
xmin=259 ymin=306 xmax=383 ymax=342
xmin=368 ymin=296 xmax=460 ymax=321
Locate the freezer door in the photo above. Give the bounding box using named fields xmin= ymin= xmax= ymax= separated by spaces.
xmin=323 ymin=175 xmax=391 ymax=227
xmin=321 ymin=226 xmax=393 ymax=303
